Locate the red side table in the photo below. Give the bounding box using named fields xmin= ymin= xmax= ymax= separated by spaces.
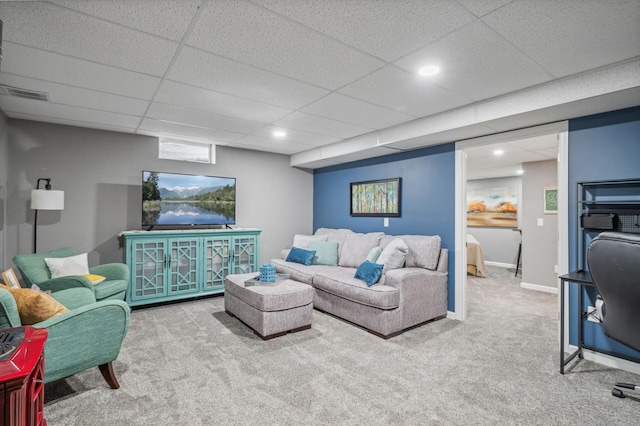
xmin=0 ymin=326 xmax=48 ymax=426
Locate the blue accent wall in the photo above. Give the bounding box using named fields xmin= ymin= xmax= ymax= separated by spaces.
xmin=313 ymin=143 xmax=456 ymax=311
xmin=568 ymin=106 xmax=640 ymax=360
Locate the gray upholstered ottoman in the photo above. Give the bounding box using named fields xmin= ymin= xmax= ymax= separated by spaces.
xmin=224 ymin=273 xmax=313 ymax=340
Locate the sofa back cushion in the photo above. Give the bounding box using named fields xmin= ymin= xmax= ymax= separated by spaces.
xmin=293 ymin=234 xmax=327 ymax=248
xmin=380 ymin=235 xmax=442 ymax=270
xmin=314 ymin=228 xmax=354 ymax=258
xmin=338 ymin=232 xmax=384 ymax=268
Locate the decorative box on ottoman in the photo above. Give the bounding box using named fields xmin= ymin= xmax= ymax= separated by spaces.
xmin=224 ymin=273 xmax=313 ymax=340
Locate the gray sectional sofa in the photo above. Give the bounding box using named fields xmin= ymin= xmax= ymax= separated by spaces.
xmin=270 ymin=228 xmax=448 ymax=338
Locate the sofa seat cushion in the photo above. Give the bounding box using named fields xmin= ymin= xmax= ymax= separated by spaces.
xmin=313 ymin=268 xmax=399 ymax=310
xmin=270 ymin=259 xmax=324 ymax=285
xmin=93 ymin=279 xmax=128 ymax=301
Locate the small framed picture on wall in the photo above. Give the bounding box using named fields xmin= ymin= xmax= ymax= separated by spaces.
xmin=2 ymin=268 xmax=21 ymax=289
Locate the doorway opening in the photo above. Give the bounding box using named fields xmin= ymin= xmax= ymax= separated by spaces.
xmin=452 ymin=122 xmax=569 ymax=322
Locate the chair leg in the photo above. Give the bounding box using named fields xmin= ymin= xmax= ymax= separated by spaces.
xmin=99 ymin=362 xmax=120 ymax=389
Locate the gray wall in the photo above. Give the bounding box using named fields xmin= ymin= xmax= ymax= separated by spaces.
xmin=467 ymin=176 xmax=522 ymax=265
xmin=0 ymin=111 xmax=7 ymax=270
xmin=4 ymin=119 xmax=313 ymax=273
xmin=521 ymin=159 xmax=558 ymax=289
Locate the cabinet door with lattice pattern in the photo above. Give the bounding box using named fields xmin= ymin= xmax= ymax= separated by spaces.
xmin=232 ymin=236 xmax=258 ymax=274
xmin=168 ymin=238 xmax=200 ymax=295
xmin=203 ymin=236 xmax=232 ymax=290
xmin=130 ymin=238 xmax=168 ymax=302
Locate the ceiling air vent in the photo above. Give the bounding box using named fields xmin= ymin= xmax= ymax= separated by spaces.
xmin=0 ymin=84 xmax=50 ymax=102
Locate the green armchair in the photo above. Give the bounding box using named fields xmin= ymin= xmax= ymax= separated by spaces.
xmin=0 ymin=286 xmax=130 ymax=387
xmin=13 ymin=247 xmax=128 ymax=302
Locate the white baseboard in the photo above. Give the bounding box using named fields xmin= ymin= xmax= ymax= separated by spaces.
xmin=485 ymin=261 xmax=516 ymax=269
xmin=566 ymin=344 xmax=640 ymax=375
xmin=520 ymin=281 xmax=558 ymax=294
xmin=446 ymin=311 xmax=458 ymax=320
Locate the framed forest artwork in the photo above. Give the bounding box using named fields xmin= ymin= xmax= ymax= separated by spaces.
xmin=350 ymin=178 xmax=401 ymax=217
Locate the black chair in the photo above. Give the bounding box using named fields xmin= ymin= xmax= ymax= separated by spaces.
xmin=587 ymin=232 xmax=640 ymax=398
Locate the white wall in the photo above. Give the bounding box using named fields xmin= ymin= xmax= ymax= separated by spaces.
xmin=467 ymin=176 xmax=522 ymax=265
xmin=4 ymin=119 xmax=313 ymax=272
xmin=521 ymin=159 xmax=558 ymax=290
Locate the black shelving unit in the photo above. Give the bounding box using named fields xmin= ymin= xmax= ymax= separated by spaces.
xmin=577 ymin=179 xmax=640 ymax=270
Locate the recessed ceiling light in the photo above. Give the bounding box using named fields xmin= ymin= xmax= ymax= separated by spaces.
xmin=493 ymin=149 xmax=504 ymax=156
xmin=273 ymin=130 xmax=286 ymax=138
xmin=516 ymin=169 xmax=524 ymax=175
xmin=418 ymin=65 xmax=440 ymax=77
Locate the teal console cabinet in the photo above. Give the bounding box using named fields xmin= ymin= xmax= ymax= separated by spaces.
xmin=122 ymin=229 xmax=261 ymax=307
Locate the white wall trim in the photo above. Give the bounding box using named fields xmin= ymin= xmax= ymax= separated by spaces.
xmin=446 ymin=311 xmax=457 ymax=320
xmin=485 ymin=261 xmax=516 ymax=269
xmin=520 ymin=281 xmax=558 ymax=294
xmin=565 ymin=344 xmax=640 ymax=376
xmin=453 ymin=148 xmax=467 ymax=321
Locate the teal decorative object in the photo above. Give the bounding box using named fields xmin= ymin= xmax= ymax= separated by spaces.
xmin=260 ymin=263 xmax=276 ymax=282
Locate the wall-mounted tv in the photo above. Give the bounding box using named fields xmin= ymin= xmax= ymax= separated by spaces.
xmin=142 ymin=171 xmax=236 ymax=228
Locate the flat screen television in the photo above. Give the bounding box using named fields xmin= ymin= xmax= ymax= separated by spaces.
xmin=142 ymin=171 xmax=236 ymax=228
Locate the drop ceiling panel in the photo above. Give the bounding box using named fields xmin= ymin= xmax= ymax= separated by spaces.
xmin=1 ymin=74 xmax=149 ymax=116
xmin=251 ymin=126 xmax=340 ymax=147
xmin=7 ymin=112 xmax=138 ymax=135
xmin=139 ymin=118 xmax=244 ymax=143
xmin=231 ymin=134 xmax=316 ymax=155
xmin=187 ymin=0 xmax=385 ymax=90
xmin=155 ymin=81 xmax=291 ymax=124
xmin=301 ymin=93 xmax=416 ymax=129
xmin=253 ymin=0 xmax=476 ymax=62
xmin=456 ymin=0 xmax=514 ymax=17
xmin=50 ymin=0 xmax=201 ymax=41
xmin=0 ymin=2 xmax=179 ymax=76
xmin=394 ymin=21 xmax=552 ymax=102
xmin=0 ymin=97 xmax=141 ymax=128
xmin=2 ymin=43 xmax=161 ymax=100
xmin=169 ymin=47 xmax=329 ymax=110
xmin=507 ymin=134 xmax=558 ymax=151
xmin=339 ymin=65 xmax=471 ymax=117
xmin=147 ymin=103 xmax=265 ymax=135
xmin=273 ymin=111 xmax=373 ymax=140
xmin=483 ymin=0 xmax=640 ymax=77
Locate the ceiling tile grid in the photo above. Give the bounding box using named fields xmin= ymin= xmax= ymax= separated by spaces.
xmin=153 ymin=81 xmax=292 ymax=124
xmin=0 ymin=1 xmax=179 ymax=76
xmin=50 ymin=0 xmax=202 ymax=42
xmin=300 ymin=92 xmax=417 ymax=129
xmin=482 ymin=0 xmax=640 ymax=78
xmin=272 ymin=111 xmax=373 ymax=140
xmin=338 ymin=64 xmax=472 ymax=117
xmin=187 ymin=0 xmax=386 ymax=90
xmin=251 ymin=0 xmax=477 ymax=62
xmin=0 ymin=0 xmax=637 ymax=168
xmin=168 ymin=46 xmax=330 ymax=110
xmin=1 ymin=43 xmax=162 ymax=100
xmin=394 ymin=20 xmax=553 ymax=101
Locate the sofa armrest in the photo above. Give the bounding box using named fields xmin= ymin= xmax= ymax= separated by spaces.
xmin=90 ymin=263 xmax=129 ymax=282
xmin=35 ymin=276 xmax=94 ymax=293
xmin=51 ymin=287 xmax=97 ymax=310
xmin=383 ymin=267 xmax=448 ymax=329
xmin=436 ymin=249 xmax=448 ymax=273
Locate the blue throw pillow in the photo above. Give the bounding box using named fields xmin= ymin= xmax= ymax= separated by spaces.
xmin=285 ymin=246 xmax=317 ymax=266
xmin=354 ymin=261 xmax=384 ymax=287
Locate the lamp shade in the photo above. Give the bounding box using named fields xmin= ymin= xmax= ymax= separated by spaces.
xmin=31 ymin=189 xmax=64 ymax=210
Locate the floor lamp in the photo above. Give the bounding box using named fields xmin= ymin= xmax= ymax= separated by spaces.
xmin=31 ymin=178 xmax=64 ymax=253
